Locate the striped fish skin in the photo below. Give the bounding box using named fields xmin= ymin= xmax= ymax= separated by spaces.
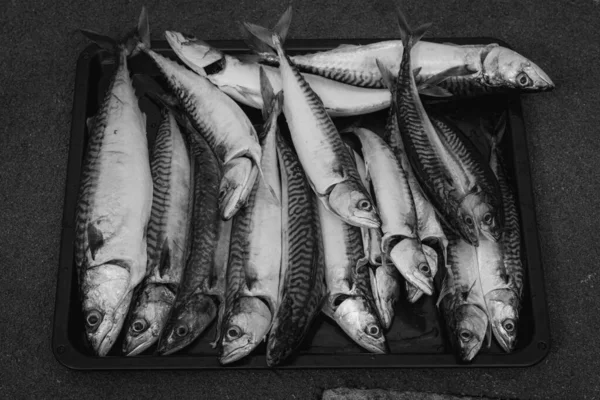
xmin=241 ymin=11 xmax=380 ymax=230
xmin=254 ymin=40 xmax=553 ymax=95
xmin=266 ymin=132 xmax=326 ymax=366
xmin=165 ymin=31 xmax=391 ymax=117
xmin=219 ymin=101 xmax=283 ymax=365
xmin=318 ymin=199 xmax=387 ymax=354
xmin=156 ymin=133 xmax=231 ymax=356
xmin=74 ymin=48 xmax=153 ymax=357
xmin=440 ymin=234 xmax=489 ymax=362
xmin=123 ymin=109 xmax=192 ymax=356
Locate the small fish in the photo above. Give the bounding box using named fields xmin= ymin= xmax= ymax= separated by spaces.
xmin=156 ymin=129 xmax=232 ymax=356
xmin=382 ymin=6 xmax=503 ymax=247
xmin=243 ymin=20 xmax=553 ymax=96
xmin=165 ymin=31 xmax=392 ymax=117
xmin=218 ymin=73 xmax=283 ymax=364
xmin=317 ymin=197 xmax=387 ymax=354
xmin=74 ymin=9 xmax=153 ymax=356
xmin=439 ymin=233 xmax=490 ymax=362
xmin=123 ymin=108 xmax=193 ymax=356
xmin=219 ymin=158 xmax=259 ymax=220
xmin=405 ymin=244 xmax=439 ymax=304
xmin=263 ymin=69 xmax=327 ymax=366
xmin=132 ymin=8 xmax=273 ymax=220
xmin=241 ymin=6 xmax=381 ymax=230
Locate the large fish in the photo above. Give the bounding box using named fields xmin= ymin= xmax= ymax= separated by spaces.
xmin=132 ymin=8 xmax=271 ymax=221
xmin=123 ymin=108 xmax=193 ymax=356
xmin=156 ymin=117 xmax=232 ymax=356
xmin=218 ymin=76 xmax=283 ymax=364
xmin=383 ymin=8 xmax=503 ymax=247
xmin=165 ymin=31 xmax=391 ymax=117
xmin=348 ymin=127 xmax=432 ymax=297
xmin=241 ymin=7 xmax=381 ymax=230
xmin=257 ymin=70 xmax=327 ymax=366
xmin=351 ymin=149 xmax=400 ymax=330
xmin=439 ymin=233 xmax=490 ymax=362
xmin=74 ymin=12 xmax=153 ymax=356
xmin=244 ymin=13 xmax=553 ymax=96
xmin=317 ymin=197 xmax=387 ymax=354
xmin=484 ymin=117 xmax=523 ymax=352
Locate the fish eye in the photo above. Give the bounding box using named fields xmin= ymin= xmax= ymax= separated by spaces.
xmin=132 ymin=319 xmax=148 ymax=334
xmin=503 ymin=319 xmax=516 ymax=333
xmin=516 ymin=72 xmax=532 ymax=88
xmin=483 ymin=213 xmax=493 ymax=224
xmin=227 ymin=326 xmax=242 ymax=339
xmin=85 ymin=310 xmax=102 ymax=328
xmin=365 ymin=324 xmax=381 ymax=338
xmin=459 ymin=330 xmax=472 ymax=342
xmin=357 ymin=199 xmax=372 ymax=212
xmin=464 ymin=216 xmax=474 ymax=226
xmin=419 ymin=263 xmax=431 ymax=276
xmin=176 ymin=325 xmax=189 ymax=337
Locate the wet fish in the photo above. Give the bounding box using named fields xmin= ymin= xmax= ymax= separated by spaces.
xmin=258 ymin=70 xmax=327 ymax=366
xmin=123 ymin=108 xmax=193 ymax=356
xmin=485 ymin=118 xmax=523 ymax=352
xmin=74 ymin=12 xmax=153 ymax=356
xmin=351 ymin=149 xmax=400 ymax=330
xmin=218 ymin=76 xmax=283 ymax=364
xmin=244 ymin=16 xmax=553 ymax=96
xmin=383 ymin=8 xmax=503 ymax=247
xmin=132 ymin=8 xmax=270 ymax=220
xmin=349 ymin=127 xmax=432 ymax=296
xmin=156 ymin=128 xmax=232 ymax=356
xmin=317 ymin=196 xmax=387 ymax=353
xmin=241 ymin=6 xmax=381 ymax=230
xmin=439 ymin=233 xmax=489 ymax=362
xmin=165 ymin=31 xmax=391 ymax=117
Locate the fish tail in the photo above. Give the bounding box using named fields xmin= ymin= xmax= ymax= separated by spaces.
xmin=241 ymin=5 xmax=293 ymax=55
xmin=393 ymin=2 xmax=431 ymax=50
xmin=258 ymin=66 xmax=284 ymax=123
xmin=79 ymin=6 xmax=150 ymax=57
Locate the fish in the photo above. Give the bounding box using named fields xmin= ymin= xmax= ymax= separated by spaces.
xmin=122 ymin=108 xmax=193 ymax=356
xmin=132 ymin=8 xmax=273 ymax=220
xmin=439 ymin=233 xmax=490 ymax=362
xmin=241 ymin=6 xmax=381 ymax=230
xmin=257 ymin=70 xmax=327 ymax=366
xmin=165 ymin=31 xmax=391 ymax=117
xmin=155 ymin=124 xmax=232 ymax=356
xmin=74 ymin=10 xmax=153 ymax=356
xmin=243 ymin=15 xmax=553 ymax=96
xmin=350 ymin=149 xmax=400 ymax=330
xmin=219 ymin=158 xmax=259 ymax=220
xmin=317 ymin=196 xmax=387 ymax=353
xmin=382 ymin=6 xmax=503 ymax=247
xmin=348 ymin=127 xmax=433 ymax=296
xmin=484 ymin=116 xmax=523 ymax=352
xmin=218 ymin=75 xmax=283 ymax=364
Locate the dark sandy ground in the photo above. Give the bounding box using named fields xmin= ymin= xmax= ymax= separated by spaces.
xmin=1 ymin=1 xmax=600 ymax=399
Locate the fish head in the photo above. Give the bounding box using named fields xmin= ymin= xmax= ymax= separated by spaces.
xmin=470 ymin=195 xmax=503 ymax=242
xmin=328 ymin=181 xmax=381 ymax=229
xmin=164 ymin=30 xmax=225 ymax=76
xmin=369 ymin=264 xmax=400 ymax=330
xmin=405 ymin=281 xmax=424 ymax=304
xmin=81 ymin=263 xmax=133 ymax=356
xmin=219 ymin=297 xmax=272 ymax=364
xmin=122 ymin=284 xmax=175 ymax=356
xmin=453 ymin=304 xmax=489 ymax=362
xmin=156 ymin=294 xmax=217 ymax=355
xmin=482 ymin=46 xmax=554 ymax=92
xmin=219 ymin=159 xmax=257 ymax=220
xmin=486 ymin=289 xmax=520 ymax=353
xmin=457 ymin=197 xmax=481 ymax=246
xmin=334 ymin=296 xmax=387 ymax=354
xmin=389 ymin=238 xmax=433 ymax=296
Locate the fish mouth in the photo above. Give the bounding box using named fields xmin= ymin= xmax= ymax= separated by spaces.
xmin=219 ymin=344 xmax=255 ymax=365
xmin=405 ymin=283 xmax=424 ymax=304
xmin=461 ymin=342 xmax=483 ymax=362
xmin=219 ymin=184 xmax=244 ymax=220
xmin=125 ymin=339 xmax=153 ymax=357
xmin=95 ymin=330 xmax=116 ymax=357
xmin=491 ymin=323 xmax=517 ymax=353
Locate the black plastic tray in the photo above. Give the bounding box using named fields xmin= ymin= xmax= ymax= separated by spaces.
xmin=52 ymin=38 xmax=550 ymax=370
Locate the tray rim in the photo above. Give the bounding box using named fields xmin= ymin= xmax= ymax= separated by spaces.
xmin=52 ymin=37 xmax=551 ymax=370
